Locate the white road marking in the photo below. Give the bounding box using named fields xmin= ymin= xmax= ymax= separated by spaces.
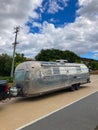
xmin=16 ymin=90 xmax=98 ymax=130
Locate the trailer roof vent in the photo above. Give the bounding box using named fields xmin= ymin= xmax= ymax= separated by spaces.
xmin=56 ymin=60 xmax=68 ymax=63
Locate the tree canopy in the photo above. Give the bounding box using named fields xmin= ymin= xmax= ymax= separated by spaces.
xmin=88 ymin=61 xmax=98 ymax=71
xmin=0 ymin=53 xmax=26 ymax=76
xmin=15 ymin=53 xmax=26 ymax=67
xmin=0 ymin=54 xmax=12 ymax=76
xmin=0 ymin=49 xmax=98 ymax=77
xmin=35 ymin=49 xmax=81 ymax=63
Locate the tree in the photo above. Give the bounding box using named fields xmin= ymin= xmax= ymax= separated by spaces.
xmin=88 ymin=61 xmax=98 ymax=70
xmin=0 ymin=53 xmax=26 ymax=76
xmin=35 ymin=49 xmax=81 ymax=63
xmin=62 ymin=50 xmax=81 ymax=63
xmin=0 ymin=54 xmax=12 ymax=76
xmin=15 ymin=53 xmax=26 ymax=67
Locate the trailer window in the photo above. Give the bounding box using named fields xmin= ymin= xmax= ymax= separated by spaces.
xmin=25 ymin=71 xmax=30 ymax=80
xmin=81 ymin=67 xmax=89 ymax=73
xmin=67 ymin=67 xmax=77 ymax=74
xmin=42 ymin=67 xmax=52 ymax=76
xmin=53 ymin=67 xmax=60 ymax=75
xmin=14 ymin=70 xmax=25 ymax=81
xmin=59 ymin=67 xmax=67 ymax=75
xmin=76 ymin=67 xmax=81 ymax=73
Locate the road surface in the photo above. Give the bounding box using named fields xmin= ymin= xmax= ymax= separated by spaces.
xmin=20 ymin=91 xmax=98 ymax=130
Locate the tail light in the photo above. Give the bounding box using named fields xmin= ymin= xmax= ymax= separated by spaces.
xmin=5 ymin=84 xmax=9 ymax=92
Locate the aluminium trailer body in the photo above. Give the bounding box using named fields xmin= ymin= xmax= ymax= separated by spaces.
xmin=12 ymin=61 xmax=90 ymax=97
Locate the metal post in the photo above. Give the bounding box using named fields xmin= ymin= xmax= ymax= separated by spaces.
xmin=11 ymin=26 xmax=20 ymax=78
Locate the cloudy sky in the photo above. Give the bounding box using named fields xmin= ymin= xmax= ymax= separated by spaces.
xmin=0 ymin=0 xmax=98 ymax=60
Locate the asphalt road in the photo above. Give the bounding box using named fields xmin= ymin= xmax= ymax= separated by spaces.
xmin=21 ymin=91 xmax=98 ymax=130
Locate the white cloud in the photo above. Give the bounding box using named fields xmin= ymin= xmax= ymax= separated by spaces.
xmin=46 ymin=0 xmax=68 ymax=14
xmin=0 ymin=0 xmax=43 ymax=55
xmin=48 ymin=0 xmax=62 ymax=13
xmin=0 ymin=0 xmax=98 ymax=59
xmin=77 ymin=0 xmax=98 ymax=21
xmin=32 ymin=22 xmax=42 ymax=28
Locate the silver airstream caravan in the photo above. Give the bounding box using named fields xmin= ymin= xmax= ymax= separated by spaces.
xmin=11 ymin=60 xmax=90 ymax=97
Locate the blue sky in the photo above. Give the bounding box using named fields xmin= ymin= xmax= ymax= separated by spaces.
xmin=0 ymin=0 xmax=98 ymax=60
xmin=81 ymin=52 xmax=98 ymax=60
xmin=27 ymin=0 xmax=78 ymax=33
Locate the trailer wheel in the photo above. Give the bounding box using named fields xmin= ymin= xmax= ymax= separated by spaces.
xmin=70 ymin=85 xmax=75 ymax=91
xmin=75 ymin=84 xmax=80 ymax=90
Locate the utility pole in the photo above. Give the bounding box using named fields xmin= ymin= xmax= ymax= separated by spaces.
xmin=11 ymin=26 xmax=20 ymax=78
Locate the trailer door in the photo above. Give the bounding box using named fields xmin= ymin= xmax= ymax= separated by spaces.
xmin=59 ymin=67 xmax=69 ymax=87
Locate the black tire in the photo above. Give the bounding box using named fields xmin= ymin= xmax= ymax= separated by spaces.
xmin=75 ymin=84 xmax=80 ymax=90
xmin=70 ymin=85 xmax=75 ymax=91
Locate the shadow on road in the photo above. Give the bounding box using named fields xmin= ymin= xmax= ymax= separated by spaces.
xmin=11 ymin=88 xmax=70 ymax=103
xmin=9 ymin=85 xmax=89 ymax=104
